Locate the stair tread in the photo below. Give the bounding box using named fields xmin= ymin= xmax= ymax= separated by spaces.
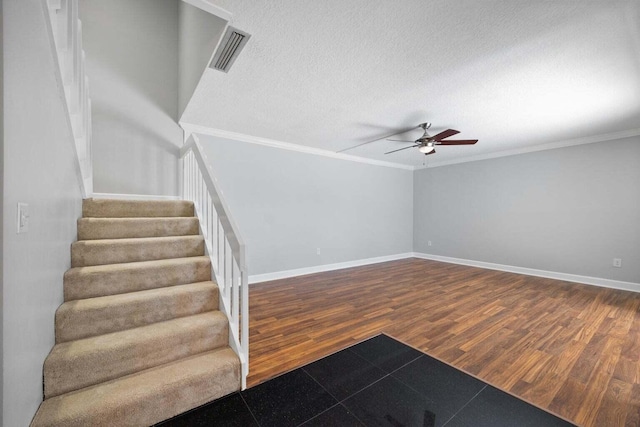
xmin=59 ymin=281 xmax=217 ymax=312
xmin=73 ymin=235 xmax=204 ymax=245
xmin=32 ymin=347 xmax=240 ymax=427
xmin=66 ymin=255 xmax=211 ymax=275
xmin=56 ymin=281 xmax=219 ymax=342
xmin=71 ymin=235 xmax=205 ymax=267
xmin=64 ymin=256 xmax=212 ymax=300
xmin=83 ymin=198 xmax=195 ymax=218
xmin=79 ymin=216 xmax=197 ymax=222
xmin=78 ymin=217 xmax=200 ymax=240
xmin=45 ymin=311 xmax=229 ymax=397
xmin=48 ymin=310 xmax=227 ymax=361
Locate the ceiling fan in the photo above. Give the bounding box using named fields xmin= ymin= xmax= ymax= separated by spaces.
xmin=385 ymin=122 xmax=478 ymax=156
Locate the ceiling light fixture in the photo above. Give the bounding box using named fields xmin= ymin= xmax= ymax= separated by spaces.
xmin=419 ymin=144 xmax=435 ymax=154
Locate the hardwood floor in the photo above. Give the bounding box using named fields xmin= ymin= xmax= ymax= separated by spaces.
xmin=247 ymin=258 xmax=640 ymax=427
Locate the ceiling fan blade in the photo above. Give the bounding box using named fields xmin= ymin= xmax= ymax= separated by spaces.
xmin=436 ymin=139 xmax=478 ymax=145
xmin=336 ymin=125 xmax=420 ymax=153
xmin=430 ymin=129 xmax=460 ymax=141
xmin=385 ymin=145 xmax=419 ymax=154
xmin=386 ymin=139 xmax=415 ymax=142
xmin=424 ymin=149 xmax=436 ymax=156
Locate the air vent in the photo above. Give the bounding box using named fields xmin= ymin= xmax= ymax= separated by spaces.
xmin=210 ymin=27 xmax=251 ymax=73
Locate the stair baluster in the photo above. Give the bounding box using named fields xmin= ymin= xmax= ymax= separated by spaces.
xmin=181 ymin=134 xmax=249 ymax=390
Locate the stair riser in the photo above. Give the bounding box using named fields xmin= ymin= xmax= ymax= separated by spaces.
xmin=64 ymin=257 xmax=211 ymax=301
xmin=71 ymin=237 xmax=204 ymax=267
xmin=31 ymin=348 xmax=241 ymax=427
xmin=78 ymin=217 xmax=200 ymax=240
xmin=44 ymin=314 xmax=229 ymax=398
xmin=83 ymin=199 xmax=194 ymax=218
xmin=56 ymin=283 xmax=219 ymax=343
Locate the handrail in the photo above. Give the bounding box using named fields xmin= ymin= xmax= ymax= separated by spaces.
xmin=44 ymin=0 xmax=93 ymax=197
xmin=180 ymin=134 xmax=249 ymax=389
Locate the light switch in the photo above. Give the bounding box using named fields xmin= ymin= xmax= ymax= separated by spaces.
xmin=17 ymin=203 xmax=29 ymax=233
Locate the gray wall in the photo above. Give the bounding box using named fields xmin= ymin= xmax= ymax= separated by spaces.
xmin=414 ymin=138 xmax=640 ymax=283
xmin=3 ymin=1 xmax=84 ymax=425
xmin=178 ymin=2 xmax=226 ymax=117
xmin=198 ymin=135 xmax=414 ymax=276
xmin=80 ymin=0 xmax=182 ymax=196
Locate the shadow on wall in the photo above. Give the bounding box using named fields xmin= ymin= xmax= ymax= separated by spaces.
xmin=95 ymin=106 xmax=181 ymax=156
xmin=92 ymin=106 xmax=181 ymax=195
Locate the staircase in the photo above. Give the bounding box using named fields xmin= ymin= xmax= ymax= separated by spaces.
xmin=31 ymin=199 xmax=241 ymax=427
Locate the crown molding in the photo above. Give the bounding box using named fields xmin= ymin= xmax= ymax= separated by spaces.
xmin=180 ymin=123 xmax=640 ymax=172
xmin=180 ymin=123 xmax=416 ymax=171
xmin=418 ymin=128 xmax=640 ymax=169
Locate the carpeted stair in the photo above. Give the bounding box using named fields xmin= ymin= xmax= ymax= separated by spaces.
xmin=31 ymin=199 xmax=240 ymax=427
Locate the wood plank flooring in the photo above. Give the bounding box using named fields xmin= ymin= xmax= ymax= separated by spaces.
xmin=247 ymin=258 xmax=640 ymax=427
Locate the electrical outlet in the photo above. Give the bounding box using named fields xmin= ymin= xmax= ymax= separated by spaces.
xmin=428 ymin=240 xmax=432 ymax=247
xmin=316 ymin=248 xmax=321 ymax=255
xmin=17 ymin=202 xmax=29 ymax=233
xmin=613 ymin=258 xmax=622 ymax=268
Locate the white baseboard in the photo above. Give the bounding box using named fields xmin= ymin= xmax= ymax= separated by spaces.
xmin=248 ymin=253 xmax=414 ymax=284
xmin=91 ymin=192 xmax=181 ymax=201
xmin=412 ymin=252 xmax=640 ymax=293
xmin=249 ymin=251 xmax=639 ymax=293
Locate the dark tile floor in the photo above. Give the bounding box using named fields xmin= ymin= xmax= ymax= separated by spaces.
xmin=157 ymin=334 xmax=576 ymax=427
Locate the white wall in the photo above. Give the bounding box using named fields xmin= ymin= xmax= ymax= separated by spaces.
xmin=3 ymin=1 xmax=84 ymax=425
xmin=178 ymin=2 xmax=227 ymax=117
xmin=198 ymin=135 xmax=414 ymax=276
xmin=80 ymin=0 xmax=182 ymax=196
xmin=414 ymin=139 xmax=640 ymax=284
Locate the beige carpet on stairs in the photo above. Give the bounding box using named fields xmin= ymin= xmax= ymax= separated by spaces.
xmin=31 ymin=198 xmax=241 ymax=427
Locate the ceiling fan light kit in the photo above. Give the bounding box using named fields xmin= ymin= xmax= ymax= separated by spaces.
xmin=383 ymin=122 xmax=478 ymax=156
xmin=419 ymin=144 xmax=435 ymax=154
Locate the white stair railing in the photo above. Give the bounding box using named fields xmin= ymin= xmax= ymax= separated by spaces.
xmin=45 ymin=0 xmax=93 ymax=197
xmin=181 ymin=134 xmax=249 ymax=389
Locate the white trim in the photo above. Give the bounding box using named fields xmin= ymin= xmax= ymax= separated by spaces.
xmin=181 ymin=123 xmax=640 ymax=172
xmin=419 ymin=128 xmax=640 ymax=169
xmin=180 ymin=123 xmax=415 ymax=171
xmin=91 ymin=193 xmax=181 ymax=201
xmin=42 ymin=0 xmax=91 ymax=198
xmin=180 ymin=0 xmax=232 ymax=22
xmin=249 ymin=253 xmax=415 ymax=284
xmin=412 ymin=252 xmax=640 ymax=293
xmin=249 ymin=251 xmax=639 ymax=292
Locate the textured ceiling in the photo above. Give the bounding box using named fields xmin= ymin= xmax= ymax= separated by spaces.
xmin=181 ymin=0 xmax=640 ymax=168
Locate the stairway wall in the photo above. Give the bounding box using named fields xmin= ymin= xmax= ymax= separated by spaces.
xmin=80 ymin=0 xmax=182 ymax=197
xmin=2 ymin=1 xmax=84 ymax=425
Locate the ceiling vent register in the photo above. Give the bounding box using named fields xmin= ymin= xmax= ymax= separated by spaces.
xmin=210 ymin=26 xmax=251 ymax=73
